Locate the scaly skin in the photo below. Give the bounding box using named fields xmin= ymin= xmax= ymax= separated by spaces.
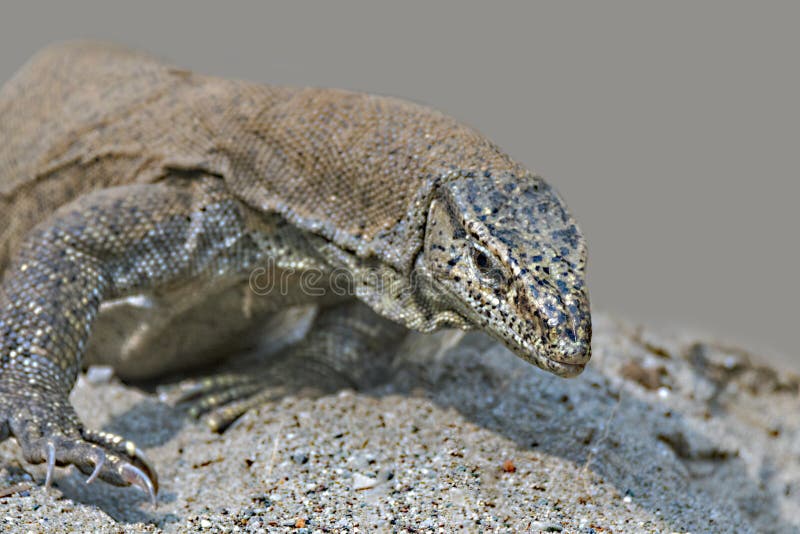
xmin=0 ymin=41 xmax=591 ymax=503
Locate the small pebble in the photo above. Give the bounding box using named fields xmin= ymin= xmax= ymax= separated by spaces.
xmin=531 ymin=522 xmax=563 ymax=532
xmin=352 ymin=473 xmax=377 ymax=490
xmin=85 ymin=366 xmax=114 ymax=384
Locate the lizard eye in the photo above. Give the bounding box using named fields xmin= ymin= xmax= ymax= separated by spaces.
xmin=471 ymin=246 xmax=505 ymax=287
xmin=474 ymin=250 xmax=490 ymax=269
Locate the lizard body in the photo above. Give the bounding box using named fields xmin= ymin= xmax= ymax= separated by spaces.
xmin=0 ymin=41 xmax=591 ymax=501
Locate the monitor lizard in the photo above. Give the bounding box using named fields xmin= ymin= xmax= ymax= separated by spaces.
xmin=0 ymin=41 xmax=591 ymax=504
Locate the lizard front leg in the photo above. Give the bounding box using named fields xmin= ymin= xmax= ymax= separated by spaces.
xmin=181 ymin=300 xmax=408 ymax=431
xmin=0 ymin=175 xmax=261 ymax=503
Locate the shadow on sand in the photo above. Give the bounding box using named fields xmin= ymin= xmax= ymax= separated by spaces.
xmin=47 ymin=329 xmax=795 ymax=532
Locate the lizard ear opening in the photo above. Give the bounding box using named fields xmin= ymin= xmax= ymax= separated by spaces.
xmin=422 ymin=194 xmax=469 ymax=279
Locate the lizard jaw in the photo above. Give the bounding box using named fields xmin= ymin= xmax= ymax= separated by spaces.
xmin=542 ymin=358 xmax=587 ymax=378
xmin=490 ymin=326 xmax=590 ymax=378
xmin=520 ymin=343 xmax=588 ymax=378
xmin=532 ymin=337 xmax=591 ymax=378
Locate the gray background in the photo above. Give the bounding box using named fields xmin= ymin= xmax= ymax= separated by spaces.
xmin=1 ymin=2 xmax=797 ymax=369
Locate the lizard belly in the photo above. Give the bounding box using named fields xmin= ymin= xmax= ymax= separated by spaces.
xmin=84 ymin=275 xmax=320 ymax=381
xmin=84 ymin=281 xmax=270 ymax=380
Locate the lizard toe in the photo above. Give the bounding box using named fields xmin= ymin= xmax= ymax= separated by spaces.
xmin=175 ymin=377 xmax=289 ymax=432
xmin=183 ymin=381 xmax=265 ymax=419
xmin=172 ymin=373 xmax=260 ymax=404
xmin=204 ymin=386 xmax=292 ymax=433
xmin=171 ymin=372 xmax=289 ymax=424
xmin=80 ymin=428 xmax=158 ymax=495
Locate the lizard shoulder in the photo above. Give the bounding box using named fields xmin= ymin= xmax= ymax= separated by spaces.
xmin=212 ymin=88 xmax=520 ymax=275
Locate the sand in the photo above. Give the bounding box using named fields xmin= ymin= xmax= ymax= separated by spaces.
xmin=0 ymin=312 xmax=797 ymax=533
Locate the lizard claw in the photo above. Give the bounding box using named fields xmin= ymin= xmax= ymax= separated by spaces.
xmin=130 ymin=446 xmax=156 ymax=482
xmin=121 ymin=463 xmax=157 ymax=507
xmin=79 ymin=429 xmax=158 ymax=495
xmin=85 ymin=453 xmax=105 ymax=484
xmin=44 ymin=441 xmax=56 ymax=488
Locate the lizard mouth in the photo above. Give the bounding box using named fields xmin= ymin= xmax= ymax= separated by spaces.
xmin=498 ymin=333 xmax=588 ymax=378
xmin=544 ymin=358 xmax=587 ymax=378
xmin=541 ymin=342 xmax=591 ymax=377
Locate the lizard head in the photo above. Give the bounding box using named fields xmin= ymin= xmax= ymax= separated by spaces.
xmin=421 ymin=171 xmax=591 ymax=377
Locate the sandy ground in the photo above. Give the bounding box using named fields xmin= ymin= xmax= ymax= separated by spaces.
xmin=0 ymin=312 xmax=797 ymax=533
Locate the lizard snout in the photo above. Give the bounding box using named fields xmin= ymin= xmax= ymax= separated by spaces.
xmin=549 ymin=336 xmax=591 ymax=366
xmin=533 ymin=297 xmax=592 ymax=372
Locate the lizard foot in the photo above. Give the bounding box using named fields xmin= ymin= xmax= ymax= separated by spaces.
xmin=0 ymin=391 xmax=158 ymax=505
xmin=173 ymin=301 xmax=399 ymax=432
xmin=174 ymin=355 xmax=350 ymax=432
xmin=175 ymin=374 xmax=292 ymax=432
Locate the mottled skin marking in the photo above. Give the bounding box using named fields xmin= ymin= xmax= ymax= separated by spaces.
xmin=0 ymin=41 xmax=591 ymax=502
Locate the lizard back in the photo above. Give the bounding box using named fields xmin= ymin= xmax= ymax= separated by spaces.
xmin=0 ymin=40 xmax=526 ymax=275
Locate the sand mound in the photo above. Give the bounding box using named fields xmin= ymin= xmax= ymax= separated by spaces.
xmin=0 ymin=313 xmax=797 ymax=533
